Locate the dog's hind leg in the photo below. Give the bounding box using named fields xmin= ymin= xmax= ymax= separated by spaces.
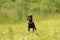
xmin=33 ymin=28 xmax=34 ymax=32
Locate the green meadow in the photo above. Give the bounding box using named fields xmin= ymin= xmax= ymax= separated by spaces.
xmin=0 ymin=14 xmax=60 ymax=40
xmin=0 ymin=0 xmax=60 ymax=40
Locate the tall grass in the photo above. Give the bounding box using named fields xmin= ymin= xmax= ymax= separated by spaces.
xmin=0 ymin=18 xmax=60 ymax=40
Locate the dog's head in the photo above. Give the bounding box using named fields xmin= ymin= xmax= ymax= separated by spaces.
xmin=27 ymin=15 xmax=33 ymax=22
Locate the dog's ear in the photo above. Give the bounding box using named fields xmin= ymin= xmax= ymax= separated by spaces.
xmin=30 ymin=15 xmax=32 ymax=17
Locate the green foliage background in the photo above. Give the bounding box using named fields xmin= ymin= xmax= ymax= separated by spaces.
xmin=0 ymin=0 xmax=60 ymax=24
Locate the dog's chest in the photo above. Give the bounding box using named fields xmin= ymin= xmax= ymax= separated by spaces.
xmin=29 ymin=22 xmax=34 ymax=27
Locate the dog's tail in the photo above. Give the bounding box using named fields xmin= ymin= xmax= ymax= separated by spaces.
xmin=35 ymin=27 xmax=37 ymax=30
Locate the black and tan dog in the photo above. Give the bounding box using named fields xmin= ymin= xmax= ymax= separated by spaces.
xmin=27 ymin=15 xmax=37 ymax=32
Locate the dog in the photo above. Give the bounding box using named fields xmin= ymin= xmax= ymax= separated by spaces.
xmin=27 ymin=15 xmax=37 ymax=32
